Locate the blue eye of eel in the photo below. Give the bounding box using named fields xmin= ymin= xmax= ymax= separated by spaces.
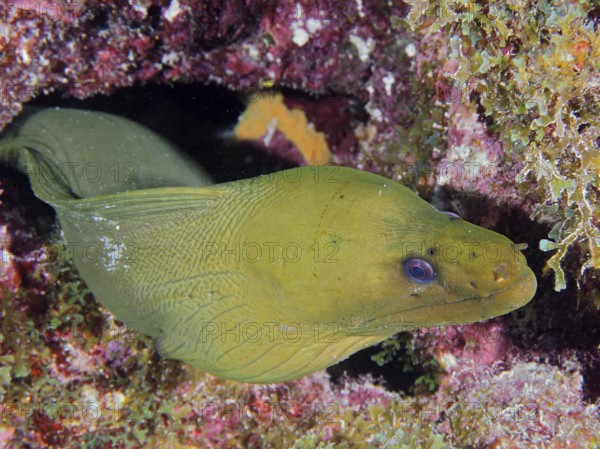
xmin=403 ymin=258 xmax=436 ymax=284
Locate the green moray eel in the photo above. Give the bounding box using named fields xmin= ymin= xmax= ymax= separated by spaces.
xmin=0 ymin=108 xmax=537 ymax=383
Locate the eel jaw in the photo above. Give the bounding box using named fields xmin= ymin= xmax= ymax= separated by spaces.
xmin=344 ymin=269 xmax=538 ymax=337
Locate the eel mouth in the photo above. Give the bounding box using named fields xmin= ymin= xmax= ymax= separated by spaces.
xmin=345 ymin=268 xmax=538 ymax=336
xmin=460 ymin=267 xmax=538 ymax=319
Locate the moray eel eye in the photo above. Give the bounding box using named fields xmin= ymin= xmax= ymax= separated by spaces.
xmin=403 ymin=258 xmax=436 ymax=284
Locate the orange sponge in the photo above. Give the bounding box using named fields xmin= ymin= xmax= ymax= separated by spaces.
xmin=234 ymin=93 xmax=331 ymax=165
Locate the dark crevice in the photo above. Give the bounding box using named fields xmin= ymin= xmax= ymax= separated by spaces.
xmin=27 ymin=83 xmax=297 ymax=182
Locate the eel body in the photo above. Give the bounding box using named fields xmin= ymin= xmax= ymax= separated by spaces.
xmin=0 ymin=108 xmax=537 ymax=383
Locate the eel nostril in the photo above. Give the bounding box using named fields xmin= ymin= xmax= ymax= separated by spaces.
xmin=493 ymin=262 xmax=510 ymax=282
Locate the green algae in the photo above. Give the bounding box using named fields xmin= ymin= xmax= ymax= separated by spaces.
xmin=0 ymin=240 xmax=178 ymax=448
xmin=398 ymin=0 xmax=600 ymax=290
xmin=288 ymin=400 xmax=452 ymax=449
xmin=371 ymin=333 xmax=442 ymax=395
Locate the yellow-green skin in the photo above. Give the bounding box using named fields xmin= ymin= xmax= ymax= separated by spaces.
xmin=0 ymin=108 xmax=537 ymax=383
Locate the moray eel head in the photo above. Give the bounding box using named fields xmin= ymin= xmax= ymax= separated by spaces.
xmin=234 ymin=167 xmax=537 ymax=360
xmin=345 ymin=206 xmax=538 ymax=336
xmin=177 ymin=167 xmax=539 ymax=381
